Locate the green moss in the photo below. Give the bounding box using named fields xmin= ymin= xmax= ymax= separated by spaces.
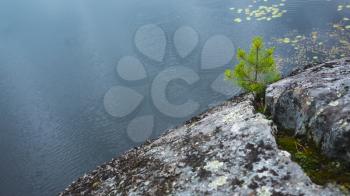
xmin=253 ymin=96 xmax=349 ymax=192
xmin=276 ymin=133 xmax=350 ymax=191
xmin=276 ymin=136 xmax=298 ymax=153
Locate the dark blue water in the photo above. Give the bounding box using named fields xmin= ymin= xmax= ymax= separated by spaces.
xmin=0 ymin=0 xmax=348 ymax=195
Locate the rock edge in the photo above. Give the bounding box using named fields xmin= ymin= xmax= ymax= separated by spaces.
xmin=266 ymin=58 xmax=350 ymax=164
xmin=60 ymin=94 xmax=343 ymax=196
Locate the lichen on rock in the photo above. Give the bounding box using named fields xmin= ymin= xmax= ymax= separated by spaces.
xmin=60 ymin=94 xmax=343 ymax=195
xmin=266 ymin=58 xmax=350 ymax=164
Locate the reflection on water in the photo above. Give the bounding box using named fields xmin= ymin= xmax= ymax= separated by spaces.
xmin=0 ymin=0 xmax=349 ymax=195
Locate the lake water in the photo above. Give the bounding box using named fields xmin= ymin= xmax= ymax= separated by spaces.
xmin=0 ymin=0 xmax=349 ymax=195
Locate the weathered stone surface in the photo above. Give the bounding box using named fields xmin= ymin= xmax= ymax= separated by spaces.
xmin=266 ymin=58 xmax=350 ymax=164
xmin=61 ymin=94 xmax=342 ymax=195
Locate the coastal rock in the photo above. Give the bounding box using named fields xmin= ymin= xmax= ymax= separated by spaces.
xmin=61 ymin=94 xmax=342 ymax=195
xmin=266 ymin=58 xmax=350 ymax=164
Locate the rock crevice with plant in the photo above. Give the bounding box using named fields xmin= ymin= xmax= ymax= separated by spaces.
xmin=225 ymin=36 xmax=280 ymax=112
xmin=225 ymin=37 xmax=350 ymax=191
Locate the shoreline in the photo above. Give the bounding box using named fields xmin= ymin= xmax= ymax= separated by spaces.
xmin=61 ymin=58 xmax=350 ymax=195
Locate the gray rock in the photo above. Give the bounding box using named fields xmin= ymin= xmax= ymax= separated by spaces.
xmin=60 ymin=94 xmax=343 ymax=195
xmin=266 ymin=58 xmax=350 ymax=164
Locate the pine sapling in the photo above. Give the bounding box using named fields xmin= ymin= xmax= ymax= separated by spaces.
xmin=225 ymin=36 xmax=281 ymax=112
xmin=225 ymin=36 xmax=281 ymax=96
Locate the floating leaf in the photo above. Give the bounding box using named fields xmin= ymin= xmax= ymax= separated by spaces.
xmin=234 ymin=18 xmax=242 ymax=23
xmin=283 ymin=38 xmax=290 ymax=43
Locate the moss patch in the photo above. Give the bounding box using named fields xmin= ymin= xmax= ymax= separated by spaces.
xmin=253 ymin=96 xmax=350 ymax=192
xmin=276 ymin=132 xmax=350 ymax=192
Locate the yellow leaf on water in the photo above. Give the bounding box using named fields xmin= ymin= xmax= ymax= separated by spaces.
xmin=234 ymin=18 xmax=242 ymax=23
xmin=282 ymin=38 xmax=290 ymax=43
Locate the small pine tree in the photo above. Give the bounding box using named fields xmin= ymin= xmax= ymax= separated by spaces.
xmin=225 ymin=36 xmax=281 ymax=97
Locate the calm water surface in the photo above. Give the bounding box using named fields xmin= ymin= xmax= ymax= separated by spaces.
xmin=0 ymin=0 xmax=348 ymax=195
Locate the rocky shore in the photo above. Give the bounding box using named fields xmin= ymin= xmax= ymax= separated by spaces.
xmin=61 ymin=58 xmax=350 ymax=195
xmin=266 ymin=58 xmax=350 ymax=164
